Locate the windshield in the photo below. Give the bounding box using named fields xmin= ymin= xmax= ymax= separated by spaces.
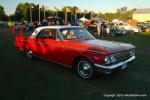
xmin=60 ymin=27 xmax=95 ymax=40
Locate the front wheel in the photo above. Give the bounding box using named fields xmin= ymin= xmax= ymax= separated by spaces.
xmin=76 ymin=58 xmax=96 ymax=79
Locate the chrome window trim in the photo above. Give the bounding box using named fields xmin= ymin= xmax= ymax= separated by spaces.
xmin=35 ymin=28 xmax=63 ymax=40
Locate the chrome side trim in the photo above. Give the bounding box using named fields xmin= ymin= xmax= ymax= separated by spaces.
xmin=16 ymin=40 xmax=105 ymax=54
xmin=16 ymin=40 xmax=28 ymax=42
xmin=95 ymin=56 xmax=135 ymax=69
xmin=61 ymin=46 xmax=104 ymax=54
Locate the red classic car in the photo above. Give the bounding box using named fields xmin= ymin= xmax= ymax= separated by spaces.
xmin=15 ymin=26 xmax=135 ymax=79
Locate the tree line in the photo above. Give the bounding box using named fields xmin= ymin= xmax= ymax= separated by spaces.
xmin=0 ymin=5 xmax=8 ymax=21
xmin=0 ymin=2 xmax=136 ymax=22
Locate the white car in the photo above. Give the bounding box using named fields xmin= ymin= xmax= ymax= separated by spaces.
xmin=118 ymin=23 xmax=141 ymax=33
xmin=129 ymin=26 xmax=141 ymax=32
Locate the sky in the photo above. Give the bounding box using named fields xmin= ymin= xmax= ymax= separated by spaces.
xmin=0 ymin=0 xmax=150 ymax=15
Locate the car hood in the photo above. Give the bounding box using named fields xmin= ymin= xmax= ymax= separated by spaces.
xmin=79 ymin=39 xmax=135 ymax=54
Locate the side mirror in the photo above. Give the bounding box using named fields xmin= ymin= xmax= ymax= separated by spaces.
xmin=56 ymin=38 xmax=60 ymax=42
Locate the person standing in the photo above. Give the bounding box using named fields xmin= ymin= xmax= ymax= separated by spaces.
xmin=79 ymin=21 xmax=84 ymax=28
xmin=96 ymin=21 xmax=101 ymax=38
xmin=101 ymin=20 xmax=106 ymax=37
xmin=106 ymin=24 xmax=110 ymax=36
xmin=67 ymin=22 xmax=71 ymax=26
xmin=7 ymin=20 xmax=13 ymax=32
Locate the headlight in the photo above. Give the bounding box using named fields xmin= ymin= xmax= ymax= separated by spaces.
xmin=129 ymin=50 xmax=135 ymax=57
xmin=110 ymin=56 xmax=117 ymax=63
xmin=105 ymin=56 xmax=111 ymax=65
xmin=105 ymin=55 xmax=117 ymax=65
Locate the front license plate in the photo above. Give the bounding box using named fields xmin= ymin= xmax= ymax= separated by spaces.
xmin=121 ymin=63 xmax=127 ymax=70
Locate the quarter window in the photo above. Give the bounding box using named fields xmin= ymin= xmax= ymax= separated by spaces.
xmin=37 ymin=29 xmax=59 ymax=40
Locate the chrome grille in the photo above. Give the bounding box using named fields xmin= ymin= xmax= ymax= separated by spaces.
xmin=116 ymin=51 xmax=131 ymax=62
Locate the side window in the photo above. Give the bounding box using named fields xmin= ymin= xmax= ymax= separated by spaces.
xmin=49 ymin=29 xmax=57 ymax=40
xmin=37 ymin=29 xmax=59 ymax=40
xmin=37 ymin=29 xmax=50 ymax=39
xmin=61 ymin=29 xmax=78 ymax=40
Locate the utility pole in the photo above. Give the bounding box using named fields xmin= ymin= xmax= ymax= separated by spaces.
xmin=54 ymin=7 xmax=58 ymax=17
xmin=75 ymin=8 xmax=81 ymax=20
xmin=90 ymin=11 xmax=93 ymax=19
xmin=84 ymin=10 xmax=88 ymax=18
xmin=65 ymin=7 xmax=71 ymax=24
xmin=44 ymin=6 xmax=45 ymax=19
xmin=65 ymin=12 xmax=67 ymax=23
xmin=30 ymin=4 xmax=32 ymax=23
xmin=39 ymin=4 xmax=40 ymax=24
xmin=56 ymin=11 xmax=58 ymax=17
xmin=75 ymin=13 xmax=77 ymax=20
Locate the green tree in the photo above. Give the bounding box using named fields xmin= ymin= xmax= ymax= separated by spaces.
xmin=8 ymin=14 xmax=16 ymax=21
xmin=0 ymin=5 xmax=7 ymax=21
xmin=15 ymin=3 xmax=30 ymax=21
xmin=15 ymin=3 xmax=54 ymax=22
xmin=115 ymin=7 xmax=136 ymax=20
xmin=71 ymin=6 xmax=79 ymax=19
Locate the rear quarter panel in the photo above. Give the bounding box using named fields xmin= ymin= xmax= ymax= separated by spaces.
xmin=15 ymin=36 xmax=28 ymax=51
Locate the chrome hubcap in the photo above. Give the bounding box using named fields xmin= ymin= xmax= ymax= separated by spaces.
xmin=26 ymin=50 xmax=32 ymax=59
xmin=78 ymin=61 xmax=92 ymax=78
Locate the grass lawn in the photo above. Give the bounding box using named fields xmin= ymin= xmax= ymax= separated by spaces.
xmin=0 ymin=27 xmax=150 ymax=100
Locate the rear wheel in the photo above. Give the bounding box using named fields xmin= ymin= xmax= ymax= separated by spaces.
xmin=76 ymin=58 xmax=96 ymax=79
xmin=25 ymin=50 xmax=33 ymax=59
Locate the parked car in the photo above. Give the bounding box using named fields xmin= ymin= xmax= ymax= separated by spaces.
xmin=138 ymin=22 xmax=150 ymax=32
xmin=110 ymin=27 xmax=127 ymax=35
xmin=109 ymin=23 xmax=127 ymax=35
xmin=118 ymin=23 xmax=141 ymax=33
xmin=15 ymin=26 xmax=136 ymax=79
xmin=110 ymin=22 xmax=141 ymax=33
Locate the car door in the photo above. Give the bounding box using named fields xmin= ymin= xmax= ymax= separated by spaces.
xmin=55 ymin=28 xmax=79 ymax=66
xmin=36 ymin=28 xmax=60 ymax=60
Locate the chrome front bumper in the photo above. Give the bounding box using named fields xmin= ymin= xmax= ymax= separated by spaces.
xmin=95 ymin=56 xmax=135 ymax=70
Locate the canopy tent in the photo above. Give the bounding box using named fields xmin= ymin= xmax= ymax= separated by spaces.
xmin=79 ymin=17 xmax=90 ymax=22
xmin=112 ymin=19 xmax=123 ymax=23
xmin=112 ymin=19 xmax=119 ymax=22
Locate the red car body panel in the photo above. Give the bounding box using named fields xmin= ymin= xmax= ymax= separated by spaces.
xmin=15 ymin=37 xmax=108 ymax=67
xmin=15 ymin=36 xmax=135 ymax=67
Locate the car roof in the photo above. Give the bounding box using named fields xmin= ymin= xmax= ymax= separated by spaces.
xmin=36 ymin=26 xmax=82 ymax=31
